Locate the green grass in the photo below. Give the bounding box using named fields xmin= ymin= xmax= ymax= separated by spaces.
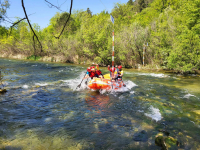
xmin=27 ymin=55 xmax=41 ymax=61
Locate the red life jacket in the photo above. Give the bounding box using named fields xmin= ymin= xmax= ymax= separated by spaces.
xmin=89 ymin=71 xmax=97 ymax=79
xmin=96 ymin=70 xmax=102 ymax=76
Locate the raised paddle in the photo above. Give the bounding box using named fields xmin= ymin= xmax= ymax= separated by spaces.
xmin=76 ymin=72 xmax=87 ymax=89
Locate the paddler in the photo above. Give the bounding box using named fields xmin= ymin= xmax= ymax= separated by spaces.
xmin=115 ymin=65 xmax=126 ymax=87
xmin=93 ymin=63 xmax=104 ymax=79
xmin=108 ymin=65 xmax=117 ymax=81
xmin=116 ymin=65 xmax=123 ymax=80
xmin=77 ymin=67 xmax=96 ymax=88
xmin=83 ymin=67 xmax=97 ymax=80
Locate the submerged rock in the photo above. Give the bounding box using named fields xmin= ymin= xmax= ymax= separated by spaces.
xmin=133 ymin=130 xmax=148 ymax=142
xmin=155 ymin=133 xmax=179 ymax=150
xmin=0 ymin=88 xmax=7 ymax=94
xmin=158 ymin=129 xmax=170 ymax=136
xmin=155 ymin=133 xmax=166 ymax=149
xmin=163 ymin=102 xmax=175 ymax=107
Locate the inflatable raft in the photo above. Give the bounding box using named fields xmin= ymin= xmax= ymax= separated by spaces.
xmin=88 ymin=74 xmax=123 ymax=90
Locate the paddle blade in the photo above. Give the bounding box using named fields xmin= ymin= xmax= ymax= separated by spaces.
xmin=77 ymin=84 xmax=81 ymax=88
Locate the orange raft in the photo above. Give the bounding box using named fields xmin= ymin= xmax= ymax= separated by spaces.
xmin=88 ymin=75 xmax=123 ymax=90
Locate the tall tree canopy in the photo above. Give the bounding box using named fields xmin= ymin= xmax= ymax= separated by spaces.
xmin=0 ymin=0 xmax=10 ymax=22
xmin=0 ymin=0 xmax=199 ymax=73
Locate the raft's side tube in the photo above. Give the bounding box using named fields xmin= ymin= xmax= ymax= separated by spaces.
xmin=88 ymin=77 xmax=123 ymax=90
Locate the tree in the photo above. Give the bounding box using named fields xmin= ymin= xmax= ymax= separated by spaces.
xmin=0 ymin=25 xmax=7 ymax=37
xmin=127 ymin=0 xmax=134 ymax=5
xmin=53 ymin=12 xmax=75 ymax=37
xmin=0 ymin=0 xmax=10 ymax=22
xmin=138 ymin=0 xmax=147 ymax=12
xmin=87 ymin=8 xmax=92 ymax=16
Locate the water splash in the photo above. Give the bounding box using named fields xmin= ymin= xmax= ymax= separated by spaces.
xmin=144 ymin=106 xmax=162 ymax=122
xmin=99 ymin=80 xmax=137 ymax=94
xmin=60 ymin=71 xmax=89 ymax=91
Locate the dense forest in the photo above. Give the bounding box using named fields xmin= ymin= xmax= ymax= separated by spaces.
xmin=0 ymin=0 xmax=200 ymax=73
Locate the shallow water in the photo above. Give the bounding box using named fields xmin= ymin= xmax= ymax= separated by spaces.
xmin=0 ymin=58 xmax=200 ymax=149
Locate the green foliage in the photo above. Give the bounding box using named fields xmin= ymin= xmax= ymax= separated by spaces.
xmin=0 ymin=0 xmax=199 ymax=73
xmin=0 ymin=0 xmax=10 ymax=22
xmin=0 ymin=25 xmax=7 ymax=37
xmin=138 ymin=0 xmax=147 ymax=12
xmin=127 ymin=0 xmax=134 ymax=5
xmin=27 ymin=55 xmax=41 ymax=61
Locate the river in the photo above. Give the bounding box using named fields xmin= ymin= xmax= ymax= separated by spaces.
xmin=0 ymin=58 xmax=200 ymax=149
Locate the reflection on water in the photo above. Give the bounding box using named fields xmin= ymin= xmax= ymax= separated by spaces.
xmin=0 ymin=58 xmax=200 ymax=149
xmin=85 ymin=91 xmax=111 ymax=112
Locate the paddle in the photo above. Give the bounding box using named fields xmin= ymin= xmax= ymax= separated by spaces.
xmin=76 ymin=72 xmax=87 ymax=89
xmin=85 ymin=78 xmax=88 ymax=85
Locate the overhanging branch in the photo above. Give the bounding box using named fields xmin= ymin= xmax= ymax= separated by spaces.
xmin=3 ymin=19 xmax=13 ymax=24
xmin=21 ymin=0 xmax=43 ymax=52
xmin=9 ymin=13 xmax=36 ymax=35
xmin=54 ymin=0 xmax=73 ymax=39
xmin=9 ymin=17 xmax=26 ymax=35
xmin=44 ymin=0 xmax=63 ymax=12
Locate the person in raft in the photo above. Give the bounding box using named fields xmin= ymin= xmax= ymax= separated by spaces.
xmin=92 ymin=64 xmax=104 ymax=79
xmin=83 ymin=67 xmax=97 ymax=80
xmin=116 ymin=65 xmax=126 ymax=87
xmin=83 ymin=64 xmax=103 ymax=80
xmin=108 ymin=65 xmax=126 ymax=86
xmin=107 ymin=65 xmax=117 ymax=81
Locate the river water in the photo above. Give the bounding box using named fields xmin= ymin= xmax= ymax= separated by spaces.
xmin=0 ymin=58 xmax=200 ymax=149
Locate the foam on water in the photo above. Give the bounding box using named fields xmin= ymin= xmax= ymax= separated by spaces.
xmin=45 ymin=117 xmax=52 ymax=123
xmin=99 ymin=80 xmax=137 ymax=94
xmin=99 ymin=89 xmax=107 ymax=94
xmin=22 ymin=85 xmax=29 ymax=89
xmin=119 ymin=95 xmax=124 ymax=100
xmin=135 ymin=73 xmax=168 ymax=78
xmin=125 ymin=80 xmax=137 ymax=89
xmin=130 ymin=91 xmax=135 ymax=94
xmin=1 ymin=81 xmax=8 ymax=86
xmin=183 ymin=93 xmax=196 ymax=99
xmin=112 ymin=80 xmax=137 ymax=93
xmin=60 ymin=71 xmax=89 ymax=91
xmin=190 ymin=120 xmax=200 ymax=128
xmin=144 ymin=106 xmax=162 ymax=122
xmin=35 ymin=83 xmax=48 ymax=86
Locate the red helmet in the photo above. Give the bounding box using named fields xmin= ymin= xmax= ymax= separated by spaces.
xmin=110 ymin=67 xmax=115 ymax=72
xmin=87 ymin=67 xmax=91 ymax=72
xmin=118 ymin=65 xmax=122 ymax=69
xmin=91 ymin=66 xmax=95 ymax=69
